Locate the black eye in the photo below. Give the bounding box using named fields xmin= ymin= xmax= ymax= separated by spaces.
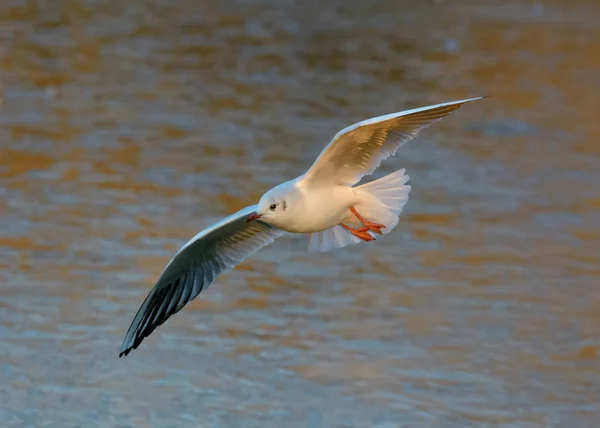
xmin=269 ymin=203 xmax=277 ymax=211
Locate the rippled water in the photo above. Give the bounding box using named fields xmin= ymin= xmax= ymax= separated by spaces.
xmin=2 ymin=0 xmax=600 ymax=426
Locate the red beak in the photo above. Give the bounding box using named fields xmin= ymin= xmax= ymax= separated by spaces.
xmin=246 ymin=212 xmax=264 ymax=223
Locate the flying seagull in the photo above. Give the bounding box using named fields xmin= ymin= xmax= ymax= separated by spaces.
xmin=119 ymin=96 xmax=482 ymax=357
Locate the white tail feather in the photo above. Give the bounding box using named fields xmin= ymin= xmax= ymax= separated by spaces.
xmin=308 ymin=169 xmax=411 ymax=252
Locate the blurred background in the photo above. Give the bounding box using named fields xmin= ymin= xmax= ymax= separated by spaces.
xmin=1 ymin=0 xmax=599 ymax=426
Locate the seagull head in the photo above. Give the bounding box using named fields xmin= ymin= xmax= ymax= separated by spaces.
xmin=246 ymin=181 xmax=295 ymax=228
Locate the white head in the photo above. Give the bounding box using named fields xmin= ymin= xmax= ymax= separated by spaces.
xmin=246 ymin=180 xmax=298 ymax=229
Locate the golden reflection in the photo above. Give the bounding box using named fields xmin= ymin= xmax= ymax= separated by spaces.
xmin=0 ymin=236 xmax=49 ymax=251
xmin=94 ymin=181 xmax=182 ymax=196
xmin=0 ymin=148 xmax=54 ymax=177
xmin=107 ymin=145 xmax=141 ymax=167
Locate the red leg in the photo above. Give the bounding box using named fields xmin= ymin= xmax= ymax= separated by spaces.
xmin=340 ymin=223 xmax=375 ymax=242
xmin=349 ymin=207 xmax=386 ymax=235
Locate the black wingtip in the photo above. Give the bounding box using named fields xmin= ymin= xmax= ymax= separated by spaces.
xmin=463 ymin=95 xmax=487 ymax=103
xmin=119 ymin=341 xmax=140 ymax=357
xmin=119 ymin=342 xmax=136 ymax=358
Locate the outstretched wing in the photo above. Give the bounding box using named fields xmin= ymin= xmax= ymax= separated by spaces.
xmin=301 ymin=97 xmax=482 ymax=187
xmin=119 ymin=205 xmax=283 ymax=357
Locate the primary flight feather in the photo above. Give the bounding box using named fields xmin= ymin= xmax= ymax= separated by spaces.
xmin=119 ymin=96 xmax=482 ymax=357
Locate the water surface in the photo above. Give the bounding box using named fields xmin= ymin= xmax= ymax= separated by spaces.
xmin=1 ymin=0 xmax=600 ymax=426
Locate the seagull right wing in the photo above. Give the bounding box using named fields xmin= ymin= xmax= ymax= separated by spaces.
xmin=119 ymin=205 xmax=283 ymax=357
xmin=301 ymin=97 xmax=483 ymax=187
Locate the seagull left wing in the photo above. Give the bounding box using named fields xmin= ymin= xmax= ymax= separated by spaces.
xmin=119 ymin=205 xmax=283 ymax=357
xmin=301 ymin=97 xmax=483 ymax=187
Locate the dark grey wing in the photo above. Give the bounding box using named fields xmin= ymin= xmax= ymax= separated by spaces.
xmin=302 ymin=97 xmax=483 ymax=187
xmin=119 ymin=205 xmax=283 ymax=357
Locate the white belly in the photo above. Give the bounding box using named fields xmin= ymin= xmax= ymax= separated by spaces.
xmin=284 ymin=185 xmax=358 ymax=233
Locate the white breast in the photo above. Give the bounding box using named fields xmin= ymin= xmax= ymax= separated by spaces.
xmin=285 ymin=184 xmax=358 ymax=233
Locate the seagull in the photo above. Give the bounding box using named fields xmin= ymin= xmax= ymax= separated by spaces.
xmin=119 ymin=96 xmax=482 ymax=357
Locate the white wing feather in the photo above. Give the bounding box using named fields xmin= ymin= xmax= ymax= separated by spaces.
xmin=119 ymin=205 xmax=283 ymax=356
xmin=301 ymin=97 xmax=483 ymax=186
